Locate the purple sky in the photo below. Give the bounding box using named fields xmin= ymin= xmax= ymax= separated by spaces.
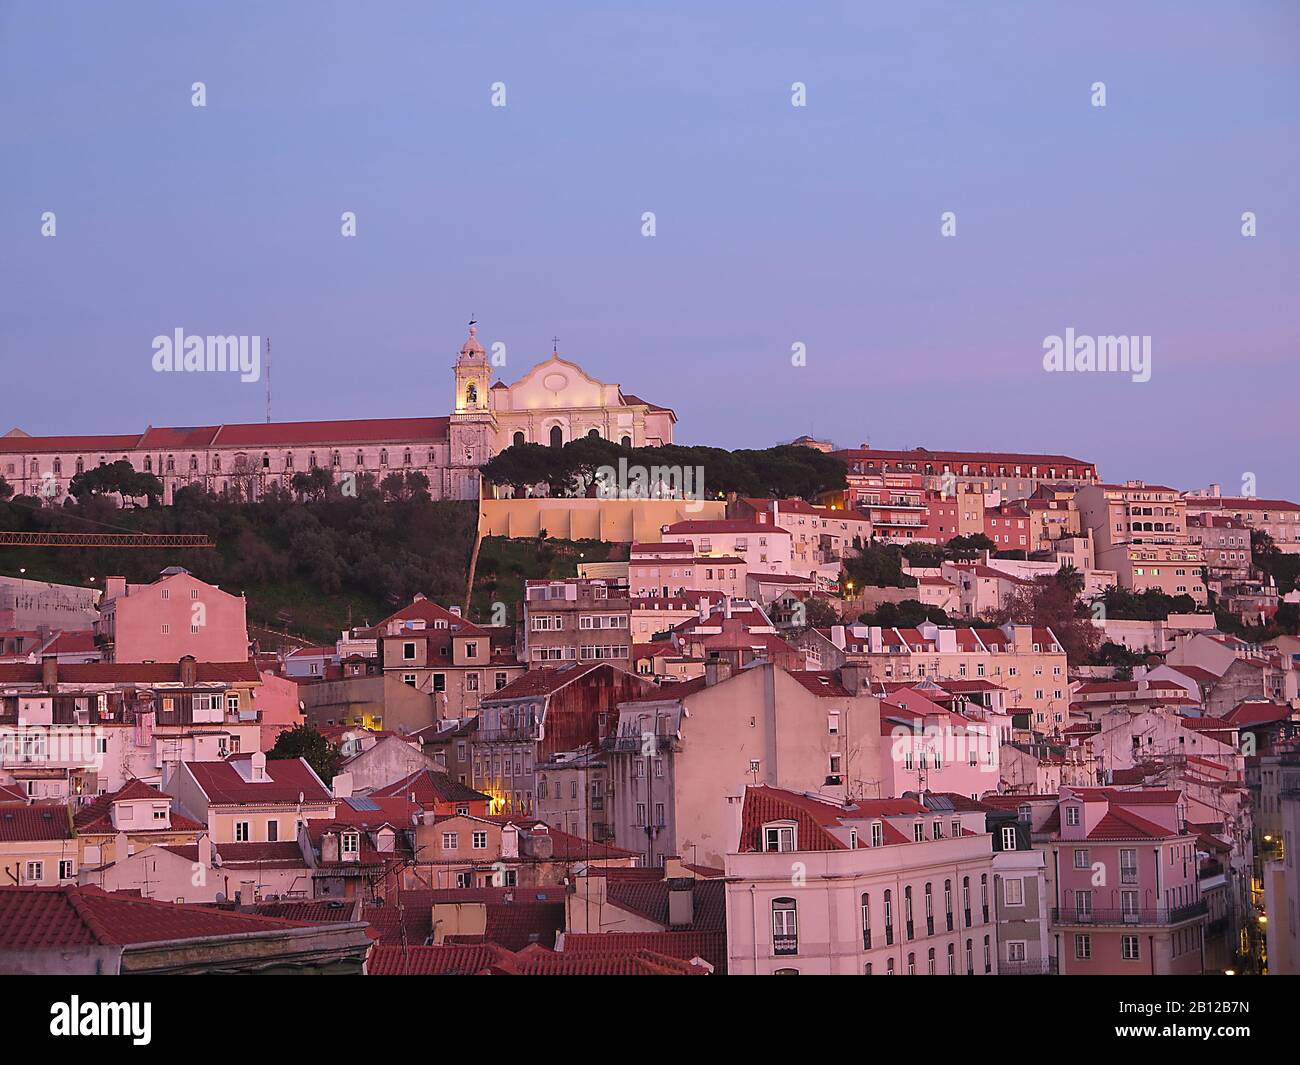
xmin=2 ymin=2 xmax=1297 ymax=497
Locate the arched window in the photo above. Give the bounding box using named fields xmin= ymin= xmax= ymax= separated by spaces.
xmin=284 ymin=453 xmax=294 ymax=470
xmin=356 ymin=451 xmax=365 ymax=467
xmin=466 ymin=383 xmax=478 ymax=406
xmin=620 ymin=435 xmax=631 ymax=448
xmin=212 ymin=455 xmax=221 ymax=472
xmin=308 ymin=452 xmax=317 ymax=469
xmin=549 ymin=426 xmax=563 ymax=449
xmin=189 ymin=455 xmax=198 ymax=471
xmin=332 ymin=451 xmax=341 ymax=467
xmin=380 ymin=449 xmax=389 ymax=466
xmin=513 ymin=431 xmax=525 ymax=448
xmin=860 ymin=893 xmax=871 ymax=949
xmin=143 ymin=456 xmax=152 ymax=472
xmin=403 ymin=450 xmax=412 ymax=465
xmin=262 ymin=452 xmax=270 ymax=469
xmin=587 ymin=428 xmax=600 ymax=439
xmin=166 ymin=455 xmax=175 ymax=473
xmin=52 ymin=458 xmax=62 ymax=475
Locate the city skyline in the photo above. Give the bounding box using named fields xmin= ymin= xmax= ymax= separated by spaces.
xmin=2 ymin=1 xmax=1298 ymax=497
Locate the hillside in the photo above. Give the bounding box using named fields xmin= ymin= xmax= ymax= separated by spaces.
xmin=0 ymin=489 xmax=478 ymax=645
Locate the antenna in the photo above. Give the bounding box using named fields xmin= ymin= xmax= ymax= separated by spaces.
xmin=265 ymin=337 xmax=272 ymax=423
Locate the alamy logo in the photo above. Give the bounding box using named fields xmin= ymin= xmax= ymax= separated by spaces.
xmin=50 ymin=997 xmax=151 ymax=1045
xmin=151 ymin=329 xmax=261 ymax=382
xmin=1041 ymin=328 xmax=1151 ymax=383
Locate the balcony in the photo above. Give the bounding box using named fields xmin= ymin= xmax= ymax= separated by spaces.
xmin=773 ymin=934 xmax=798 ymax=957
xmin=1000 ymin=957 xmax=1059 ymax=976
xmin=1050 ymin=900 xmax=1208 ymax=927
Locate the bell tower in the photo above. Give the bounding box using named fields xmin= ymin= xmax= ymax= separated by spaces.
xmin=448 ymin=321 xmax=497 ymax=500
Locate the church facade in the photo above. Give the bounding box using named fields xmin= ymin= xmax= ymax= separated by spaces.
xmin=0 ymin=326 xmax=676 ymax=505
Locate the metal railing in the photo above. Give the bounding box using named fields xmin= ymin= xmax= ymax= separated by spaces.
xmin=1051 ymin=900 xmax=1208 ymax=927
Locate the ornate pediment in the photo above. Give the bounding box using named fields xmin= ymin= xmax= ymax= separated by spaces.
xmin=492 ymin=355 xmax=622 ymax=412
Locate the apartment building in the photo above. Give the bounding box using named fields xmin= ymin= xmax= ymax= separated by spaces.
xmin=1184 ymin=490 xmax=1300 ymax=553
xmin=629 ymin=542 xmax=747 ymax=599
xmin=1049 ymin=787 xmax=1207 ymax=974
xmin=835 ymin=447 xmax=1099 ymax=499
xmin=604 ymin=662 xmax=883 ymax=869
xmin=167 ymin=752 xmax=336 ymax=844
xmin=377 ymin=596 xmax=522 ymax=716
xmin=659 ymin=519 xmax=793 ymax=577
xmin=826 ymin=622 xmax=1069 ymax=730
xmin=523 ymin=577 xmax=631 ymax=667
xmin=96 ymin=567 xmax=248 ymax=664
xmin=724 ymin=785 xmax=997 ymax=975
xmin=1187 ymin=515 xmax=1252 ymax=583
xmin=1075 ymin=482 xmax=1207 ymax=605
xmin=729 ymin=497 xmax=871 ymax=578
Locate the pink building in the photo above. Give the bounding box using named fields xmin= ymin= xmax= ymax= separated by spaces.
xmin=97 ymin=567 xmax=248 ymax=664
xmin=724 ymin=786 xmax=998 ymax=975
xmin=628 ymin=542 xmax=747 ymax=599
xmin=659 ymin=520 xmax=793 ymax=578
xmin=1049 ymin=787 xmax=1207 ymax=974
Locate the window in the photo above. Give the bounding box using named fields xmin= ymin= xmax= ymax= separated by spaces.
xmin=472 ymin=831 xmax=488 ymax=850
xmin=772 ymin=898 xmax=798 ymax=955
xmin=341 ymin=831 xmax=359 ymax=856
xmin=764 ymin=824 xmax=796 ymax=852
xmin=1007 ymin=940 xmax=1026 ymax=963
xmin=1122 ymin=935 xmax=1140 ymax=961
xmin=267 ymin=820 xmax=278 ymax=842
xmin=870 ymin=821 xmax=883 ymax=848
xmin=1120 ymin=847 xmax=1138 ymax=884
xmin=1004 ymin=878 xmax=1023 ymax=906
xmin=25 ymin=861 xmax=43 ymax=882
xmin=59 ymin=859 xmax=75 ymax=880
xmin=1001 ymin=825 xmax=1017 ymax=851
xmin=235 ymin=821 xmax=250 ymax=842
xmin=1065 ymin=805 xmax=1080 ymax=826
xmin=1073 ymin=847 xmax=1090 ymax=869
xmin=442 ymin=832 xmax=459 ymax=849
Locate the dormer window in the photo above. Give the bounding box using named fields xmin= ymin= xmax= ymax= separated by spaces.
xmin=763 ymin=822 xmax=797 ymax=853
xmin=870 ymin=821 xmax=883 ymax=847
xmin=1065 ymin=805 xmax=1081 ymax=827
xmin=1001 ymin=826 xmax=1018 ymax=851
xmin=341 ymin=831 xmax=360 ymax=858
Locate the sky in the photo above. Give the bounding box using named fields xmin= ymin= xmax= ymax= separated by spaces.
xmin=1 ymin=1 xmax=1297 ymax=497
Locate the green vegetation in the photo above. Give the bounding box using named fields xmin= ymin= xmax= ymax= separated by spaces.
xmin=842 ymin=542 xmax=917 ymax=590
xmin=0 ymin=484 xmax=477 ymax=644
xmin=857 ymin=599 xmax=961 ymax=628
xmin=471 ymin=536 xmax=625 ymax=627
xmin=481 ymin=439 xmax=847 ymax=502
xmin=1094 ymin=585 xmax=1198 ymax=621
xmin=268 ymin=724 xmax=342 ymax=780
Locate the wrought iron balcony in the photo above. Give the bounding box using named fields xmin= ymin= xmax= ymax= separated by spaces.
xmin=1051 ymin=900 xmax=1208 ymax=927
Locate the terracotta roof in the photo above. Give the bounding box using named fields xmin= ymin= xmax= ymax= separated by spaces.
xmin=371 ymin=768 xmax=490 ymax=807
xmin=366 ymin=942 xmax=518 ymax=975
xmin=74 ymin=782 xmax=205 ymax=835
xmin=0 ymin=885 xmax=328 ymax=950
xmin=183 ymin=755 xmax=332 ymax=806
xmin=560 ymin=930 xmax=726 ymax=973
xmin=0 ymin=804 xmax=72 ymax=842
xmin=835 ymin=447 xmax=1096 ymax=470
xmin=1221 ymin=700 xmax=1291 ymax=727
xmin=1087 ymin=807 xmax=1179 ymax=841
xmin=784 ymin=670 xmax=852 ymax=697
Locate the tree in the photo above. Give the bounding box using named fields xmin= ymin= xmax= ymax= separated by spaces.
xmin=67 ymin=460 xmax=163 ymax=506
xmin=0 ymin=476 xmax=12 ymax=502
xmin=944 ymin=534 xmax=995 ymax=560
xmin=290 ymin=467 xmax=333 ymax=501
xmin=268 ymin=724 xmax=341 ymax=782
xmin=379 ymin=469 xmax=431 ymax=502
xmin=794 ymin=595 xmax=840 ymax=631
xmin=994 ymin=568 xmax=1101 ymax=665
xmin=842 ymin=541 xmax=917 ymax=590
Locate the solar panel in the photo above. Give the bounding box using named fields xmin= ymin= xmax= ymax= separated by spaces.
xmin=926 ymin=795 xmax=955 ymax=813
xmin=347 ymin=796 xmax=380 ymax=811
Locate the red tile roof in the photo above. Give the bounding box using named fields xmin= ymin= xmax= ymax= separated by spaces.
xmin=371 ymin=768 xmax=490 ymax=807
xmin=0 ymin=804 xmax=72 ymax=842
xmin=560 ymin=930 xmax=727 ymax=972
xmin=366 ymin=942 xmax=517 ymax=975
xmin=183 ymin=755 xmax=332 ymax=806
xmin=0 ymin=885 xmax=329 ymax=950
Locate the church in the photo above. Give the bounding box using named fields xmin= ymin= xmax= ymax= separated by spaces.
xmin=0 ymin=325 xmax=677 ymax=504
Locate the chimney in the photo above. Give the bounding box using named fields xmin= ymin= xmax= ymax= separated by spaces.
xmin=250 ymin=751 xmax=267 ymax=780
xmin=830 ymin=624 xmax=846 ymax=649
xmin=332 ymin=771 xmax=353 ymax=799
xmin=104 ymin=576 xmax=127 ymax=601
xmin=723 ymin=596 xmax=732 ymax=620
xmin=704 ymin=659 xmax=733 ymax=687
xmin=667 ymin=878 xmax=695 ymax=928
xmin=237 ymin=880 xmax=256 ymax=909
xmin=41 ymin=655 xmax=57 ymax=693
xmin=179 ymin=655 xmax=198 ymax=688
xmin=697 ymin=596 xmax=709 ymax=622
xmin=198 ymin=833 xmax=212 ymax=869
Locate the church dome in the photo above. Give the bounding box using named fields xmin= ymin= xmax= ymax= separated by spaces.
xmin=458 ymin=323 xmax=486 ymax=361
